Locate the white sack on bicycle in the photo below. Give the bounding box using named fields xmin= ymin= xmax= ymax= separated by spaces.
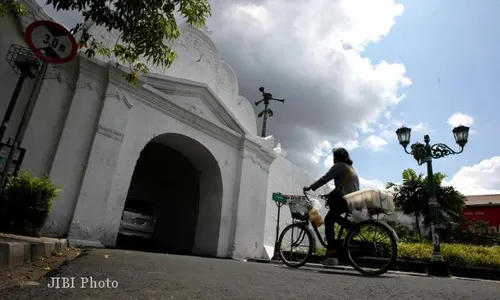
xmin=343 ymin=188 xmax=395 ymax=215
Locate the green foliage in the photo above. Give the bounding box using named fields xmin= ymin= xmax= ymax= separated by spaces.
xmin=4 ymin=169 xmax=61 ymax=212
xmin=401 ymin=233 xmax=428 ymax=244
xmin=387 ymin=168 xmax=466 ymax=232
xmin=399 ymin=242 xmax=500 ymax=269
xmin=0 ymin=169 xmax=60 ymax=236
xmin=441 ymin=219 xmax=500 ymax=246
xmin=0 ymin=0 xmax=27 ymax=18
xmin=46 ymin=0 xmax=211 ymax=83
xmin=384 ymin=219 xmax=410 ymax=239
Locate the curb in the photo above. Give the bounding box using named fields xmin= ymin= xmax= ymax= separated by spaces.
xmin=246 ymin=257 xmax=500 ymax=281
xmin=0 ymin=233 xmax=68 ymax=269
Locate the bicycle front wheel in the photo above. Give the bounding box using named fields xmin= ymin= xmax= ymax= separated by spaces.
xmin=345 ymin=220 xmax=397 ymax=276
xmin=277 ymin=223 xmax=313 ymax=268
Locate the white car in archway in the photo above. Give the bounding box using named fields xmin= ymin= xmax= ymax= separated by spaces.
xmin=118 ymin=197 xmax=155 ymax=239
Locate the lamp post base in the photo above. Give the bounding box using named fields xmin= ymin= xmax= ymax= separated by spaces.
xmin=428 ymin=260 xmax=450 ymax=277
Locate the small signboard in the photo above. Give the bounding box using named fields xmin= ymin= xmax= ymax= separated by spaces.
xmin=25 ymin=20 xmax=78 ymax=64
xmin=0 ymin=143 xmax=26 ymax=176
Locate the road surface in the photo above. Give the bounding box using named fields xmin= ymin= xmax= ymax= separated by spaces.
xmin=1 ymin=249 xmax=498 ymax=300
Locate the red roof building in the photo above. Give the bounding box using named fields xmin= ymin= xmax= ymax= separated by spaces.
xmin=462 ymin=194 xmax=500 ymax=233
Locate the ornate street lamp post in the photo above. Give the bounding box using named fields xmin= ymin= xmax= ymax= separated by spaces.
xmin=255 ymin=87 xmax=284 ymax=138
xmin=395 ymin=124 xmax=470 ymax=276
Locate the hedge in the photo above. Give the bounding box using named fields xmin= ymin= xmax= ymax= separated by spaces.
xmin=399 ymin=242 xmax=500 ymax=269
xmin=314 ymin=243 xmax=500 ymax=269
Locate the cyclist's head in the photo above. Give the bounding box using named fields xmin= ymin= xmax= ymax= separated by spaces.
xmin=333 ymin=147 xmax=353 ymax=166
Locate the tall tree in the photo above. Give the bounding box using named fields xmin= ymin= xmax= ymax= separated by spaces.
xmin=0 ymin=0 xmax=211 ymax=83
xmin=387 ymin=168 xmax=466 ymax=237
xmin=386 ymin=169 xmax=426 ymax=237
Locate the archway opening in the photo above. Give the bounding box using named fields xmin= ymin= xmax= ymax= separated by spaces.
xmin=116 ymin=133 xmax=223 ymax=257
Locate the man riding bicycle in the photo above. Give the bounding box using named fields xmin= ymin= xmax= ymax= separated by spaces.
xmin=303 ymin=147 xmax=360 ymax=265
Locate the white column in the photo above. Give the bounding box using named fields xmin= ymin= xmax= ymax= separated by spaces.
xmin=43 ymin=58 xmax=107 ymax=237
xmin=232 ymin=139 xmax=276 ymax=259
xmin=67 ymin=82 xmax=133 ymax=247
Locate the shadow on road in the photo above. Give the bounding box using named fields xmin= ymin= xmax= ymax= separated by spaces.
xmin=277 ymin=265 xmax=393 ymax=279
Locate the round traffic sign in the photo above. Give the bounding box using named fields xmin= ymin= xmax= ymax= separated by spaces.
xmin=25 ymin=20 xmax=78 ymax=64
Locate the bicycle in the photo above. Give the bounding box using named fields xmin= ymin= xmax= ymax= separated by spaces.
xmin=276 ymin=189 xmax=399 ymax=276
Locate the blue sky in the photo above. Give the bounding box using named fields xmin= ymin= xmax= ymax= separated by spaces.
xmin=326 ymin=0 xmax=500 ymax=193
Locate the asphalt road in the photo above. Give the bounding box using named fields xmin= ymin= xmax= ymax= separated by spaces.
xmin=1 ymin=249 xmax=498 ymax=300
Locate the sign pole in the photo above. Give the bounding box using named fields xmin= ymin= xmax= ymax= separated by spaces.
xmin=0 ymin=62 xmax=48 ymax=194
xmin=271 ymin=201 xmax=284 ymax=260
xmin=0 ymin=19 xmax=77 ymax=194
xmin=0 ymin=72 xmax=29 ymax=144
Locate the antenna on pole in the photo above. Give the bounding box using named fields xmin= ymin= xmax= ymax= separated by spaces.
xmin=255 ymin=87 xmax=285 ymax=137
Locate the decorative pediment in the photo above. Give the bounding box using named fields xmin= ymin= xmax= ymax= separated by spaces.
xmin=143 ymin=74 xmax=247 ymax=136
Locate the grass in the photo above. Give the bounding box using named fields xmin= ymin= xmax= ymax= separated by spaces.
xmin=399 ymin=242 xmax=500 ymax=269
xmin=313 ymin=243 xmax=500 ymax=270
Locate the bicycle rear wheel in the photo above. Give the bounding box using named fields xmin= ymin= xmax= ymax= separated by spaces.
xmin=277 ymin=223 xmax=313 ymax=268
xmin=345 ymin=220 xmax=397 ymax=276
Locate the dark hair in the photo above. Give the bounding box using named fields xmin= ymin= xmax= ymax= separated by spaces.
xmin=333 ymin=147 xmax=353 ymax=166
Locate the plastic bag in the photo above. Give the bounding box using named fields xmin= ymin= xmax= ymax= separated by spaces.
xmin=309 ymin=197 xmax=323 ymax=211
xmin=308 ymin=209 xmax=324 ymax=227
xmin=351 ymin=207 xmax=370 ymax=222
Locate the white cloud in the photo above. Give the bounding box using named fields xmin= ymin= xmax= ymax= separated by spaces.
xmin=311 ymin=140 xmax=333 ymax=163
xmin=206 ymin=0 xmax=411 ymax=176
xmin=370 ymin=120 xmax=428 ymax=147
xmin=443 ymin=156 xmax=500 ymax=195
xmin=358 ymin=122 xmax=376 ymax=134
xmin=323 ymin=155 xmax=334 ymax=168
xmin=333 ymin=139 xmax=360 ymax=151
xmin=359 ymin=177 xmax=386 ymax=190
xmin=447 ymin=112 xmax=474 ymax=127
xmin=362 ymin=135 xmax=388 ymax=151
xmin=311 ymin=138 xmax=360 ymax=166
xmin=411 ymin=122 xmax=430 ymax=133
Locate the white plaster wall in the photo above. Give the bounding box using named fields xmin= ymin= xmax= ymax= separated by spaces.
xmin=263 ymin=155 xmax=332 ymax=259
xmin=386 ymin=211 xmax=430 ymax=237
xmin=235 ymin=96 xmax=258 ymax=137
xmin=215 ymin=61 xmax=238 ymax=112
xmin=232 ymin=144 xmax=276 ymax=259
xmin=156 ymin=93 xmax=225 ymax=128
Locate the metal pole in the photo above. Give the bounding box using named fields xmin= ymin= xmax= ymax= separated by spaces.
xmin=272 ymin=202 xmax=282 ymax=260
xmin=424 ymin=135 xmax=443 ymax=262
xmin=0 ymin=72 xmax=29 ymax=143
xmin=261 ymin=102 xmax=268 ymax=137
xmin=0 ymin=62 xmax=48 ymax=195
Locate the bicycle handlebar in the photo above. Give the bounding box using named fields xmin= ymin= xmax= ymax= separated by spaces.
xmin=303 ymin=188 xmax=328 ymax=200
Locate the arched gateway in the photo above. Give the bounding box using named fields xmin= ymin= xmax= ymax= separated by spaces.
xmin=53 ymin=56 xmax=277 ymax=259
xmin=120 ymin=133 xmax=224 ymax=256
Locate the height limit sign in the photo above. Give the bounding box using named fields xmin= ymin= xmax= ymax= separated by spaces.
xmin=25 ymin=20 xmax=78 ymax=64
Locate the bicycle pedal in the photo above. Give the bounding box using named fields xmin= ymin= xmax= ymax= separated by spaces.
xmin=322 ymin=258 xmax=339 ymax=266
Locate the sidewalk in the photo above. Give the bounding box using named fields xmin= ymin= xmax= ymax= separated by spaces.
xmin=0 ymin=232 xmax=68 ymax=269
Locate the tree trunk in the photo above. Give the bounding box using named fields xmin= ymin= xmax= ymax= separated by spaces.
xmin=415 ymin=214 xmax=422 ymax=238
